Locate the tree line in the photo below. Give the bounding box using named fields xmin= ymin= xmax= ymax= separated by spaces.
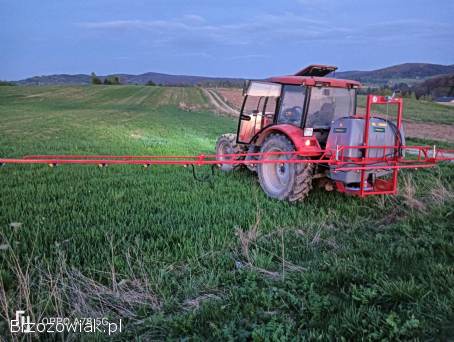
xmin=360 ymin=74 xmax=454 ymax=101
xmin=91 ymin=72 xmax=121 ymax=85
xmin=90 ymin=72 xmax=244 ymax=88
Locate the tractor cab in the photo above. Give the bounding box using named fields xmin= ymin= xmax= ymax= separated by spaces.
xmin=237 ymin=68 xmax=359 ymax=147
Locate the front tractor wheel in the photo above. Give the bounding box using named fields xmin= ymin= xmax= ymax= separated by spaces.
xmin=215 ymin=133 xmax=245 ymax=171
xmin=258 ymin=134 xmax=314 ymax=202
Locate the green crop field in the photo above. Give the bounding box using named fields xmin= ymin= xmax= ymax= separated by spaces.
xmin=0 ymin=85 xmax=453 ymax=340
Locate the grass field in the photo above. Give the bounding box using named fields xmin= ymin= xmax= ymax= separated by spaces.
xmin=0 ymin=85 xmax=453 ymax=340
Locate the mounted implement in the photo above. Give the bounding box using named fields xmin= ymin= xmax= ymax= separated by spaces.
xmin=1 ymin=65 xmax=453 ymax=201
xmin=215 ymin=65 xmax=453 ymax=200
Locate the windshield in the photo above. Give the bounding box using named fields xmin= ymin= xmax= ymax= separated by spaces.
xmin=306 ymin=87 xmax=356 ymax=129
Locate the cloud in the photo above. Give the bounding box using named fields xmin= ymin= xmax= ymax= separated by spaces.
xmin=349 ymin=20 xmax=454 ymax=44
xmin=77 ymin=13 xmax=454 ymax=51
xmin=78 ymin=19 xmax=189 ymax=31
xmin=171 ymin=51 xmax=213 ymax=59
xmin=78 ymin=13 xmax=336 ymax=46
xmin=182 ymin=14 xmax=205 ymax=24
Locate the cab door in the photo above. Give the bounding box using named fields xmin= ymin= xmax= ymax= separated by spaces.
xmin=237 ymin=81 xmax=282 ymax=144
xmin=238 ymin=96 xmax=266 ymax=143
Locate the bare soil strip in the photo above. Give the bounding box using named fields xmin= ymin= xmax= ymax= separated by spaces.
xmin=404 ymin=121 xmax=454 ymax=143
xmin=436 ymin=102 xmax=454 ymax=107
xmin=200 ymin=88 xmax=237 ymax=115
xmin=215 ymin=88 xmax=244 ymax=110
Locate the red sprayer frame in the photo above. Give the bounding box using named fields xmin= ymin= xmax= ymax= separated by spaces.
xmin=0 ymin=95 xmax=453 ymax=197
xmin=338 ymin=94 xmax=404 ymax=197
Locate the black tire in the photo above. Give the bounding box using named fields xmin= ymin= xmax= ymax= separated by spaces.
xmin=215 ymin=133 xmax=245 ymax=171
xmin=245 ymin=145 xmax=258 ymax=173
xmin=257 ymin=134 xmax=314 ymax=202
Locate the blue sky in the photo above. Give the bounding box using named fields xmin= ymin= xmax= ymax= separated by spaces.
xmin=1 ymin=0 xmax=453 ymax=80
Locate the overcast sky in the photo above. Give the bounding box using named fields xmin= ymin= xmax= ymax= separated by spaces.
xmin=1 ymin=0 xmax=453 ymax=80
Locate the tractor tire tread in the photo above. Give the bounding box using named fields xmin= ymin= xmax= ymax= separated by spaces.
xmin=259 ymin=133 xmax=314 ymax=202
xmin=215 ymin=133 xmax=246 ymax=171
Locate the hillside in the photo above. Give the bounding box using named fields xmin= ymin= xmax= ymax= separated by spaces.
xmin=115 ymin=72 xmax=244 ymax=86
xmin=15 ymin=73 xmax=92 ymax=85
xmin=15 ymin=71 xmax=245 ymax=87
xmin=12 ymin=63 xmax=454 ymax=87
xmin=336 ymin=63 xmax=454 ymax=85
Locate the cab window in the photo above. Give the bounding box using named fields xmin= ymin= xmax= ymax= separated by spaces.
xmin=277 ymin=85 xmax=306 ymax=126
xmin=237 ymin=81 xmax=281 ymax=143
xmin=306 ymin=87 xmax=356 ymax=129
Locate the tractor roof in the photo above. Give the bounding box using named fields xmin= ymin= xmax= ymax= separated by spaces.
xmin=294 ymin=64 xmax=337 ymax=77
xmin=268 ymin=76 xmax=361 ymax=89
xmin=268 ymin=64 xmax=361 ymax=89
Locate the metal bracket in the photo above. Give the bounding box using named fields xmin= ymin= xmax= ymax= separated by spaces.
xmin=190 ymin=164 xmax=216 ymax=182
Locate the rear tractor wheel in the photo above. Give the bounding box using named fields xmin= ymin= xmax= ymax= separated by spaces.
xmin=215 ymin=133 xmax=245 ymax=171
xmin=257 ymin=134 xmax=314 ymax=202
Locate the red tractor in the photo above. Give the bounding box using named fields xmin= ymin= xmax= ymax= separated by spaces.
xmin=215 ymin=65 xmax=402 ymax=201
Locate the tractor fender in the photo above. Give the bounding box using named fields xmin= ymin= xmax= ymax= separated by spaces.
xmin=253 ymin=124 xmax=322 ymax=156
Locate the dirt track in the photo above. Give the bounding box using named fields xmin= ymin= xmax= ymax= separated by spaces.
xmin=201 ymin=88 xmax=237 ymax=115
xmin=403 ymin=121 xmax=454 ymax=143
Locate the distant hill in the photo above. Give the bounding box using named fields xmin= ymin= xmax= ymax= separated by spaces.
xmin=15 ymin=72 xmax=245 ymax=87
xmin=116 ymin=72 xmax=245 ymax=86
xmin=336 ymin=63 xmax=454 ymax=85
xmin=12 ymin=62 xmax=454 ymax=86
xmin=16 ymin=74 xmax=92 ymax=85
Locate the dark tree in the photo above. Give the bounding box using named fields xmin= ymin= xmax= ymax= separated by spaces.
xmin=91 ymin=72 xmax=102 ymax=85
xmin=103 ymin=76 xmax=121 ymax=85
